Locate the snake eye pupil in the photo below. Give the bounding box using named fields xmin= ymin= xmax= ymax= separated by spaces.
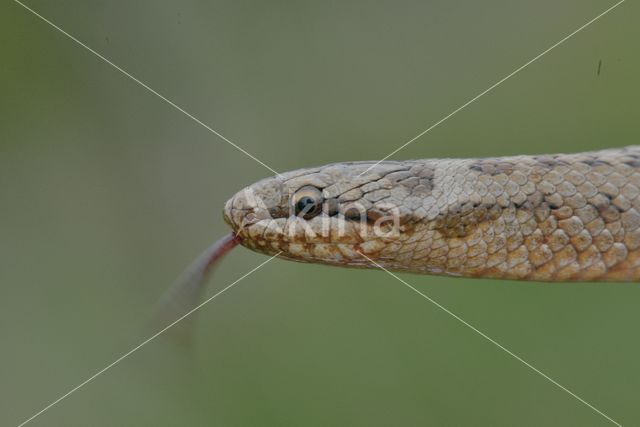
xmin=296 ymin=197 xmax=315 ymax=213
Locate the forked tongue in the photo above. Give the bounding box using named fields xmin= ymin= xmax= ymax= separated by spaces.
xmin=151 ymin=233 xmax=241 ymax=341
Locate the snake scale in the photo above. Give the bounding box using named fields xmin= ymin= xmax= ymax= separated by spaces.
xmin=223 ymin=146 xmax=640 ymax=282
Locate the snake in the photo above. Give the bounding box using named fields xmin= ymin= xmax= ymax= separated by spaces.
xmin=156 ymin=146 xmax=640 ymax=323
xmin=223 ymin=146 xmax=640 ymax=282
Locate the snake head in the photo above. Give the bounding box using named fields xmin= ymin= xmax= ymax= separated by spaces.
xmin=223 ymin=161 xmax=427 ymax=268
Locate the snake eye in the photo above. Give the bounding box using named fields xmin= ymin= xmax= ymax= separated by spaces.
xmin=293 ymin=186 xmax=323 ymax=219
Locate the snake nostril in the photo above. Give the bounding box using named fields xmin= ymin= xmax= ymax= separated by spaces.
xmin=244 ymin=212 xmax=258 ymax=224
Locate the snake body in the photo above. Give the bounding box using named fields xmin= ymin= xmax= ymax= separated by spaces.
xmin=224 ymin=146 xmax=640 ymax=282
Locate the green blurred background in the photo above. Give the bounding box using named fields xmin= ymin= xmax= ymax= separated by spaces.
xmin=1 ymin=1 xmax=639 ymax=425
